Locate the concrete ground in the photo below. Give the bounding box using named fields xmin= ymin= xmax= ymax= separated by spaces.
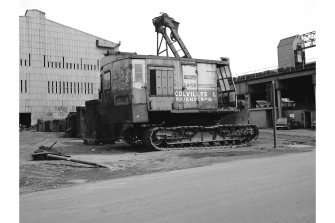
xmin=20 ymin=150 xmax=315 ymax=223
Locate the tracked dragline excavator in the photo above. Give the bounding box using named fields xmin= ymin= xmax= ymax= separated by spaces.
xmin=88 ymin=13 xmax=258 ymax=150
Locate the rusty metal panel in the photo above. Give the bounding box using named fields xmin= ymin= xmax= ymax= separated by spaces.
xmin=168 ymin=70 xmax=174 ymax=95
xmin=132 ymin=88 xmax=147 ymax=104
xmin=102 ymin=71 xmax=111 ymax=91
xmin=197 ymin=63 xmax=217 ymax=109
xmin=156 ymin=70 xmax=162 ymax=95
xmin=162 ymin=70 xmax=168 ymax=95
xmin=108 ymin=59 xmax=132 ymax=91
xmin=149 ymin=97 xmax=174 ymax=111
xmin=132 ymin=104 xmax=148 ymax=123
xmin=197 ymin=63 xmax=216 ymax=89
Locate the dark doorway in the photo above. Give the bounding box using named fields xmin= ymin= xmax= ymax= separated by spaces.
xmin=304 ymin=111 xmax=311 ymax=128
xmin=19 ymin=113 xmax=31 ymax=127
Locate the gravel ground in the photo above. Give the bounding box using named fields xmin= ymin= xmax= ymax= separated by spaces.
xmin=20 ymin=128 xmax=315 ymax=194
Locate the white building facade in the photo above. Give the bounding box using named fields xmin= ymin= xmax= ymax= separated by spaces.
xmin=19 ymin=9 xmax=120 ymax=126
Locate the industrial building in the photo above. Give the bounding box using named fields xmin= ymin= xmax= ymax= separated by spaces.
xmin=19 ymin=9 xmax=120 ymax=127
xmin=223 ymin=32 xmax=316 ymax=128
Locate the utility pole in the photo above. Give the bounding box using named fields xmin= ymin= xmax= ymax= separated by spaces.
xmin=272 ymin=80 xmax=277 ymax=148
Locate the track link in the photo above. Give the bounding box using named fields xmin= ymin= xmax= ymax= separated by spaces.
xmin=143 ymin=124 xmax=259 ymax=151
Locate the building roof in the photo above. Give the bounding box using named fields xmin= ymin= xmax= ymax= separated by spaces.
xmin=277 ymin=35 xmax=299 ymax=47
xmin=22 ymin=9 xmax=120 ymax=50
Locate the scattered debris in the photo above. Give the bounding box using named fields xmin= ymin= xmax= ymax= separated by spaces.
xmin=32 ymin=141 xmax=110 ymax=169
xmin=32 ymin=141 xmax=69 ymax=160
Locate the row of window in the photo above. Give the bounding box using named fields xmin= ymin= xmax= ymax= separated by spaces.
xmin=20 ymin=54 xmax=100 ymax=71
xmin=44 ymin=56 xmax=99 ymax=71
xmin=47 ymin=81 xmax=94 ymax=95
xmin=20 ymin=54 xmax=31 ymax=67
xmin=20 ymin=80 xmax=28 ymax=93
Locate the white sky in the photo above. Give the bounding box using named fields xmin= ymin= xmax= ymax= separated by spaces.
xmin=19 ymin=0 xmax=316 ymax=75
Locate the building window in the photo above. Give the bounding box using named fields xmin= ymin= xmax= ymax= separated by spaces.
xmin=70 ymin=63 xmax=72 ymax=69
xmin=134 ymin=64 xmax=143 ymax=83
xmin=94 ymin=65 xmax=97 ymax=70
xmin=81 ymin=58 xmax=83 ymax=70
xmin=84 ymin=64 xmax=86 ymax=70
xmin=48 ymin=61 xmax=49 ymax=68
xmin=44 ymin=55 xmax=46 ymax=67
xmin=66 ymin=63 xmax=68 ymax=69
xmin=59 ymin=62 xmax=61 ymax=68
xmin=51 ymin=62 xmax=53 ymax=68
xmin=25 ymin=80 xmax=27 ymax=93
xmin=28 ymin=54 xmax=31 ymax=66
xmin=59 ymin=81 xmax=61 ymax=94
xmin=55 ymin=62 xmax=57 ymax=68
xmin=66 ymin=82 xmax=69 ymax=94
xmin=97 ymin=60 xmax=99 ymax=69
xmin=91 ymin=83 xmax=93 ymax=94
xmin=20 ymin=59 xmax=22 ymax=66
xmin=77 ymin=64 xmax=79 ymax=69
xmin=81 ymin=82 xmax=83 ymax=94
xmin=51 ymin=81 xmax=54 ymax=93
xmin=55 ymin=82 xmax=57 ymax=93
xmin=91 ymin=65 xmax=93 ymax=70
xmin=20 ymin=80 xmax=23 ymax=93
xmin=77 ymin=82 xmax=80 ymax=94
xmin=25 ymin=60 xmax=27 ymax=66
xmin=88 ymin=82 xmax=90 ymax=94
xmin=84 ymin=83 xmax=86 ymax=94
xmin=48 ymin=81 xmax=50 ymax=93
xmin=63 ymin=82 xmax=65 ymax=94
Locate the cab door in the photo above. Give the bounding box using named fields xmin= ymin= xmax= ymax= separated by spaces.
xmin=181 ymin=65 xmax=198 ymax=109
xmin=197 ymin=63 xmax=217 ymax=109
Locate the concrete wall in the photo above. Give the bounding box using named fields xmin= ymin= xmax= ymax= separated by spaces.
xmin=19 ymin=9 xmax=119 ymax=125
xmin=249 ymin=109 xmax=269 ymax=128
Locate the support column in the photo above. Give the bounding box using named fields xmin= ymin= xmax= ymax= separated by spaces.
xmin=276 ymin=89 xmax=282 ymax=118
xmin=245 ymin=94 xmax=251 ymax=109
xmin=245 ymin=94 xmax=251 ymax=124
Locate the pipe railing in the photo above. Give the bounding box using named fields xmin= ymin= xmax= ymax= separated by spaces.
xmin=234 ymin=58 xmax=316 ymax=82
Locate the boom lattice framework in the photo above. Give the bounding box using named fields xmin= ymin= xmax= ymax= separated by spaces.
xmin=153 ymin=13 xmax=192 ymax=58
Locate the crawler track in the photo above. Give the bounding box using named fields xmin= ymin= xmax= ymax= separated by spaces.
xmin=143 ymin=124 xmax=259 ymax=151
